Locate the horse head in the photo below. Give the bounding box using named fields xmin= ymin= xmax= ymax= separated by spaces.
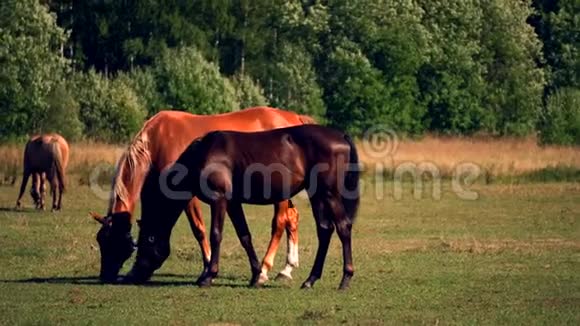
xmin=91 ymin=211 xmax=135 ymax=283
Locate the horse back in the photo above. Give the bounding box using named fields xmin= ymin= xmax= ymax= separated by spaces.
xmin=193 ymin=125 xmax=351 ymax=204
xmin=23 ymin=134 xmax=69 ymax=173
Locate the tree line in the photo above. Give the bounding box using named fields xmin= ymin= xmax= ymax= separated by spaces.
xmin=0 ymin=0 xmax=578 ymax=144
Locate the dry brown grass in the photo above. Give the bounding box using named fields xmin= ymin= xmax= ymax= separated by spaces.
xmin=1 ymin=135 xmax=579 ymax=184
xmin=357 ymin=135 xmax=580 ymax=177
xmin=0 ymin=141 xmax=124 ymax=185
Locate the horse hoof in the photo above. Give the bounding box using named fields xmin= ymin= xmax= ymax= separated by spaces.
xmin=250 ymin=280 xmax=263 ymax=288
xmin=300 ymin=281 xmax=313 ymax=289
xmin=197 ymin=278 xmax=212 ymax=288
xmin=275 ymin=272 xmax=293 ymax=282
xmin=256 ymin=272 xmax=269 ymax=286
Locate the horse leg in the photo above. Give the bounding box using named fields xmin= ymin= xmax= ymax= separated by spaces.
xmin=38 ymin=173 xmax=46 ymax=210
xmin=301 ymin=197 xmax=334 ymax=289
xmin=258 ymin=203 xmax=287 ymax=284
xmin=184 ymin=197 xmax=211 ymax=276
xmin=196 ymin=199 xmax=226 ymax=287
xmin=279 ymin=205 xmax=300 ymax=279
xmin=327 ymin=198 xmax=354 ymax=290
xmin=56 ymin=173 xmax=64 ymax=210
xmin=227 ymin=202 xmax=261 ymax=287
xmin=31 ymin=173 xmax=40 ymax=209
xmin=15 ymin=170 xmax=31 ymax=209
xmin=50 ymin=176 xmax=58 ymax=212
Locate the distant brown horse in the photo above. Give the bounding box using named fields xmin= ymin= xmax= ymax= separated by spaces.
xmin=16 ymin=134 xmax=69 ymax=211
xmin=127 ymin=124 xmax=360 ymax=289
xmin=92 ymin=107 xmax=316 ymax=283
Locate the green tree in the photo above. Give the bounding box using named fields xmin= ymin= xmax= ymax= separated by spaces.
xmin=41 ymin=83 xmax=84 ymax=141
xmin=324 ymin=45 xmax=392 ymax=135
xmin=117 ymin=67 xmax=163 ymax=116
xmin=415 ymin=0 xmax=487 ymax=134
xmin=153 ymin=47 xmax=239 ymax=114
xmin=230 ymin=73 xmax=268 ymax=109
xmin=0 ymin=0 xmax=68 ymax=141
xmin=480 ymin=0 xmax=545 ymax=136
xmin=532 ymin=0 xmax=579 ymax=90
xmin=539 ymin=87 xmax=580 ymax=145
xmin=259 ymin=44 xmax=326 ymax=121
xmin=71 ymin=70 xmax=146 ymax=142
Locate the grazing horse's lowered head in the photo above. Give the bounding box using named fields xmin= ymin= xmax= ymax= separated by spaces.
xmin=91 ymin=212 xmax=136 ymax=283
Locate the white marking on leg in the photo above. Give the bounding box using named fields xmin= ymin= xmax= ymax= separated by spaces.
xmin=258 ymin=268 xmax=269 ymax=285
xmin=277 ymin=239 xmax=299 ymax=279
xmin=287 ymin=239 xmax=299 ymax=267
xmin=278 ymin=264 xmax=293 ymax=279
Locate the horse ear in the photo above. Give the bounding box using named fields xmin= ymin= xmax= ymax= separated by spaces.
xmin=89 ymin=212 xmax=107 ymax=225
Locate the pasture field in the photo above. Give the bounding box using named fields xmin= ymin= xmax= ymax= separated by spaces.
xmin=0 ymin=180 xmax=578 ymax=325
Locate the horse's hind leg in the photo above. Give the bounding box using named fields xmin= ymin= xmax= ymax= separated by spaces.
xmin=185 ymin=197 xmax=211 ymax=276
xmin=259 ymin=200 xmax=300 ymax=284
xmin=56 ymin=174 xmax=64 ymax=210
xmin=227 ymin=202 xmax=261 ymax=287
xmin=50 ymin=177 xmax=58 ymax=212
xmin=301 ymin=197 xmax=335 ymax=289
xmin=330 ymin=200 xmax=354 ymax=290
xmin=31 ymin=173 xmax=41 ymax=209
xmin=39 ymin=173 xmax=46 ymax=210
xmin=16 ymin=170 xmax=31 ymax=209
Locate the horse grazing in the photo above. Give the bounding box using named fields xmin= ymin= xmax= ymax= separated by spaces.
xmin=16 ymin=134 xmax=69 ymax=211
xmin=92 ymin=107 xmax=316 ymax=283
xmin=127 ymin=124 xmax=360 ymax=290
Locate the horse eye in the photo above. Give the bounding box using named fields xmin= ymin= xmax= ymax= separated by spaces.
xmin=148 ymin=236 xmax=155 ymax=243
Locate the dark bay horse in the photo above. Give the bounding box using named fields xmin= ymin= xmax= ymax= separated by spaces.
xmin=92 ymin=107 xmax=316 ymax=283
xmin=16 ymin=134 xmax=69 ymax=211
xmin=126 ymin=125 xmax=360 ymax=290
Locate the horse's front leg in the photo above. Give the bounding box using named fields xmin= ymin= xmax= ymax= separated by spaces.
xmin=196 ymin=199 xmax=226 ymax=287
xmin=227 ymin=202 xmax=261 ymax=287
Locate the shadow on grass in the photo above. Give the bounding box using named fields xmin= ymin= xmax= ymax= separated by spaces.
xmin=0 ymin=273 xmax=286 ymax=289
xmin=0 ymin=206 xmax=42 ymax=213
xmin=0 ymin=207 xmax=22 ymax=213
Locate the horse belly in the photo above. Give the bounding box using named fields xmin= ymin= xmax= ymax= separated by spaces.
xmin=232 ymin=165 xmax=303 ymax=205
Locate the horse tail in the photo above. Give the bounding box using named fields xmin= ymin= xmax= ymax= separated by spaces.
xmin=299 ymin=114 xmax=317 ymax=125
xmin=48 ymin=140 xmax=65 ymax=192
xmin=342 ymin=134 xmax=360 ymax=223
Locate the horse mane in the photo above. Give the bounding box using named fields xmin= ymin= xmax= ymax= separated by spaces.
xmin=109 ymin=130 xmax=152 ymax=213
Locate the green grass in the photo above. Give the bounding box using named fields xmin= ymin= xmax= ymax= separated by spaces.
xmin=0 ymin=180 xmax=578 ymax=325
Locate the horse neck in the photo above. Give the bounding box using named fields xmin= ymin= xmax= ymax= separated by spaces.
xmin=109 ymin=138 xmax=152 ymax=223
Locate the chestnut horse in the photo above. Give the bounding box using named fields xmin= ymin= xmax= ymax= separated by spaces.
xmin=92 ymin=107 xmax=316 ymax=283
xmin=126 ymin=125 xmax=360 ymax=289
xmin=16 ymin=134 xmax=69 ymax=211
